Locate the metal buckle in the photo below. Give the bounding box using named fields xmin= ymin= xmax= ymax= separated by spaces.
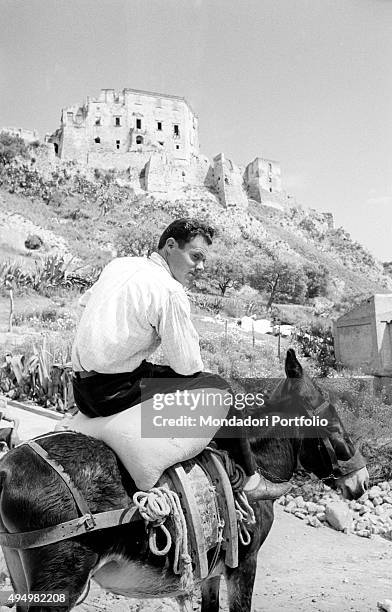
xmin=83 ymin=514 xmax=96 ymax=531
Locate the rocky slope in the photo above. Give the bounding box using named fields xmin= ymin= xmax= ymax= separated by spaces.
xmin=0 ymin=152 xmax=390 ymax=303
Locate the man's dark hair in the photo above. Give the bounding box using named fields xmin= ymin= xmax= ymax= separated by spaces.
xmin=158 ymin=218 xmax=215 ymax=249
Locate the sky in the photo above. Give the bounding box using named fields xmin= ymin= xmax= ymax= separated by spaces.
xmin=1 ymin=0 xmax=391 ymax=260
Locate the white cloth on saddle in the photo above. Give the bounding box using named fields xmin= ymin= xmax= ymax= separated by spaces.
xmin=60 ymin=389 xmax=230 ymax=490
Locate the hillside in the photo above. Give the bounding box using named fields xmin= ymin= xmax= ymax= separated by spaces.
xmin=0 ymin=146 xmax=390 ymax=313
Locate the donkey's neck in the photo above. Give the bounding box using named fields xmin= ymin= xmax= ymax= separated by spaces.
xmin=252 ymin=438 xmax=297 ymax=482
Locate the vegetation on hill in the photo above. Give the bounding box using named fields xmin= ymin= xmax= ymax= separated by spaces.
xmin=0 ymin=134 xmax=390 ymax=317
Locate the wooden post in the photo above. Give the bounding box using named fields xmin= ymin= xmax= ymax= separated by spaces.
xmin=252 ymin=320 xmax=255 ymax=348
xmin=277 ymin=318 xmax=281 ymax=360
xmin=7 ymin=288 xmax=14 ymax=333
xmin=225 ymin=319 xmax=228 ymax=343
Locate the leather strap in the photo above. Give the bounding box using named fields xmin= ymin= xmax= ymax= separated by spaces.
xmin=303 ymin=399 xmax=365 ymax=478
xmin=74 ymin=371 xmax=98 ymax=380
xmin=0 ymin=506 xmax=139 ymax=549
xmin=26 ymin=441 xmax=92 ymax=519
xmin=0 ymin=436 xmax=140 ymax=549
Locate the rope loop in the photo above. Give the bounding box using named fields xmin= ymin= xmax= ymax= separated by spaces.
xmin=133 ymin=487 xmax=194 ymax=591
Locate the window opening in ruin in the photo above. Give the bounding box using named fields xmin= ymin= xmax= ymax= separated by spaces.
xmin=176 ymin=145 xmax=180 ymax=150
xmin=116 ymin=140 xmax=120 ymax=149
xmin=54 ymin=144 xmax=59 ymax=155
xmin=157 ymin=121 xmax=162 ymax=131
xmin=269 ymin=188 xmax=272 ymax=193
xmin=95 ymin=137 xmax=101 ymax=144
xmin=269 ymin=162 xmax=273 ymax=171
xmin=173 ymin=124 xmax=179 ymax=136
xmin=67 ymin=112 xmax=73 ymax=121
xmin=136 ymin=118 xmax=142 ymax=129
xmin=136 ymin=135 xmax=143 ymax=145
xmin=95 ymin=118 xmax=101 ymax=126
xmin=115 ymin=117 xmax=121 ymax=126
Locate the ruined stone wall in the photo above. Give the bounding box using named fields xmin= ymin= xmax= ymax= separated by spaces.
xmin=209 ymin=153 xmax=248 ymax=209
xmin=244 ymin=157 xmax=282 ymax=201
xmin=192 ymin=155 xmax=211 ymax=186
xmin=53 ymin=88 xmax=199 ymax=168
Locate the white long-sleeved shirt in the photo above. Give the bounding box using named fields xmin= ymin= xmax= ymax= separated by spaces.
xmin=72 ymin=252 xmax=204 ymax=376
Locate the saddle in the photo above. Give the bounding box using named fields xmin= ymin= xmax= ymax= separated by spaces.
xmin=160 ymin=448 xmax=241 ymax=580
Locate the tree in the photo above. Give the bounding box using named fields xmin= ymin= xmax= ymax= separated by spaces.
xmin=0 ymin=133 xmax=29 ymax=165
xmin=249 ymin=257 xmax=307 ymax=309
xmin=303 ymin=264 xmax=330 ymax=298
xmin=207 ymin=253 xmax=249 ymax=296
xmin=115 ymin=226 xmax=161 ymax=257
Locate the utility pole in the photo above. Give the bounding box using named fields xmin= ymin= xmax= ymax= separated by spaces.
xmin=273 ymin=316 xmax=281 ymax=360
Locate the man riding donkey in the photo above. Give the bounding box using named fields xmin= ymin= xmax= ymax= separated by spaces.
xmin=71 ymin=218 xmax=290 ymax=502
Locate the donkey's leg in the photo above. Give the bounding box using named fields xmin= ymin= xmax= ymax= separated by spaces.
xmin=201 ymin=576 xmax=221 ymax=612
xmin=176 ymin=595 xmax=194 ymax=612
xmin=1 ymin=547 xmax=29 ymax=612
xmin=225 ymin=554 xmax=257 ymax=612
xmin=19 ymin=541 xmax=97 ymax=612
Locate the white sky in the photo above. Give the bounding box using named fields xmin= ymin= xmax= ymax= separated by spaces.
xmin=1 ymin=0 xmax=391 ymax=260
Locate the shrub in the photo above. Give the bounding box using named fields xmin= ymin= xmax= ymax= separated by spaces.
xmin=0 ymin=133 xmax=29 ymax=165
xmin=13 ymin=307 xmax=76 ymax=332
xmin=0 ymin=335 xmax=74 ymax=412
xmin=295 ymin=324 xmax=335 ymax=376
xmin=0 ymin=256 xmax=97 ymax=295
xmin=189 ymin=293 xmax=223 ymax=314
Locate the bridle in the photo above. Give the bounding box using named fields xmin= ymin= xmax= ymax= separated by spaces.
xmin=300 ymin=397 xmax=366 ymax=481
xmin=257 ymin=396 xmax=365 ymax=485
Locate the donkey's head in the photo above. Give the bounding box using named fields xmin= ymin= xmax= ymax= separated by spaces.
xmin=266 ymin=349 xmax=368 ymax=499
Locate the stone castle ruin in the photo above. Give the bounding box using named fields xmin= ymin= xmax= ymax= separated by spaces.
xmin=49 ymin=88 xmax=199 ymax=168
xmin=44 ymin=87 xmax=286 ymax=210
xmin=3 ymin=88 xmax=292 ymax=211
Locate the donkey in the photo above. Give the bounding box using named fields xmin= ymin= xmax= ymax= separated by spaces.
xmin=0 ymin=349 xmax=368 ymax=612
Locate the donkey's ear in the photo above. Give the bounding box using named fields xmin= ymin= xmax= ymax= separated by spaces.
xmin=285 ymin=348 xmax=303 ymax=378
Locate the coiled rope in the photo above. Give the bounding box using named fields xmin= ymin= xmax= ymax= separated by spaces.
xmin=206 ymin=446 xmax=256 ymax=544
xmin=133 ymin=487 xmax=193 ymax=592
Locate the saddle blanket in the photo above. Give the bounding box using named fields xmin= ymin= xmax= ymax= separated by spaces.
xmin=57 ymin=388 xmax=230 ymax=490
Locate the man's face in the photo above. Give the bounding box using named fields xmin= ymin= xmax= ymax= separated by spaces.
xmin=166 ymin=235 xmax=210 ymax=286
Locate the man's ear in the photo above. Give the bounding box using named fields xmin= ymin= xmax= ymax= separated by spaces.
xmin=165 ymin=237 xmax=176 ymax=249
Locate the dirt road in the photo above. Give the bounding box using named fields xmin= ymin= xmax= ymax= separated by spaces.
xmin=1 ymin=504 xmax=391 ymax=612
xmin=251 ymin=505 xmax=392 ymax=612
